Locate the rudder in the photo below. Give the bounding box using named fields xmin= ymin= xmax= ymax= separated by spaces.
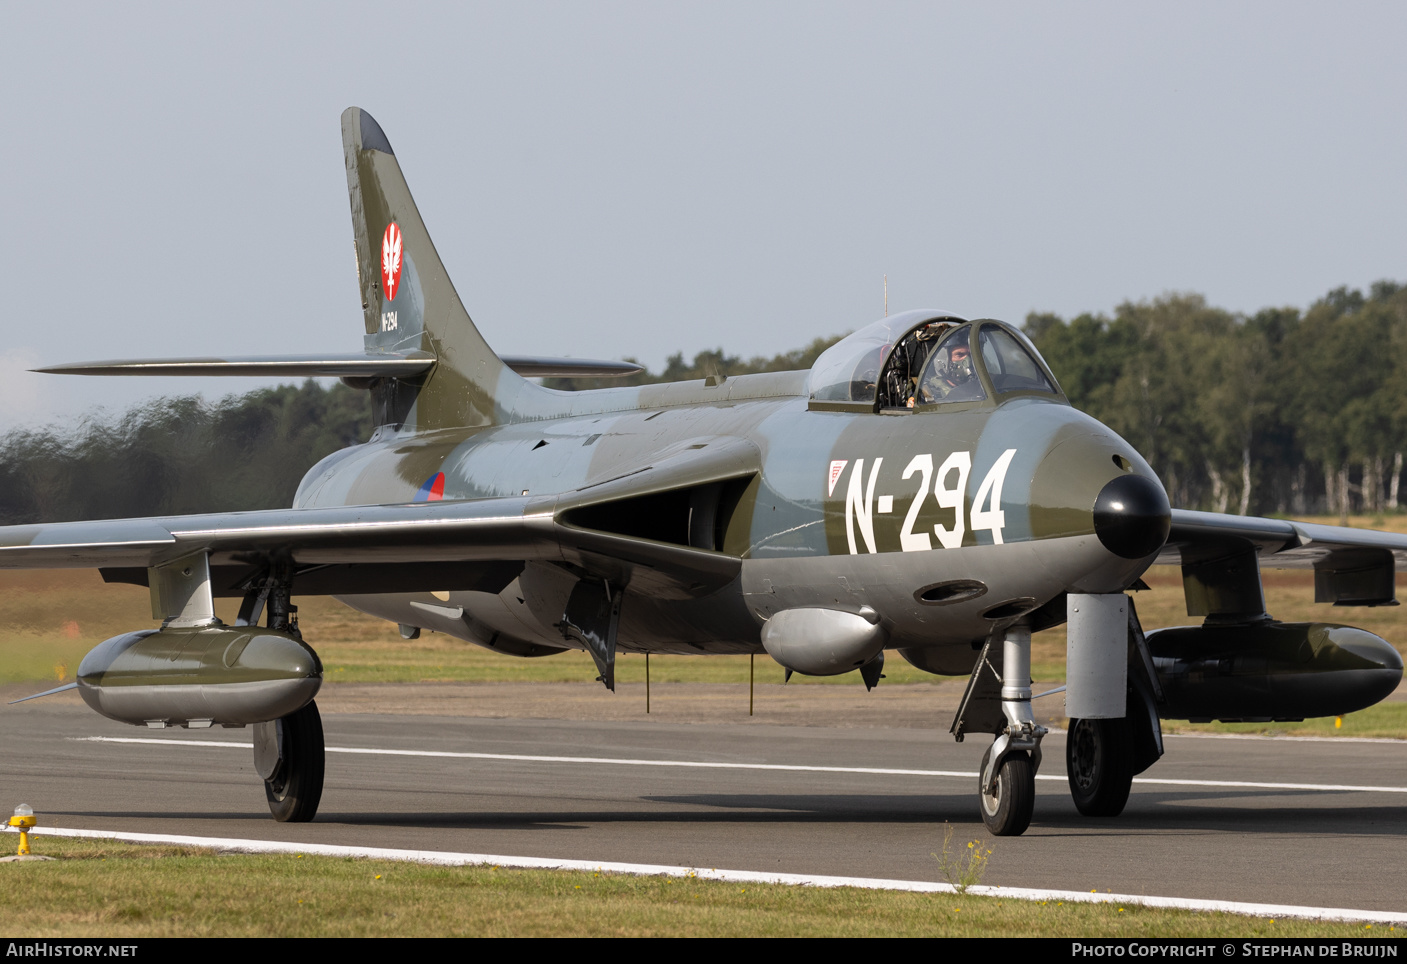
xmin=342 ymin=107 xmax=546 ymax=430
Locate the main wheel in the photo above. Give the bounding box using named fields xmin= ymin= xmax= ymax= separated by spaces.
xmin=260 ymin=700 xmax=325 ymax=823
xmin=1066 ymin=717 xmax=1133 ymax=817
xmin=978 ymin=746 xmax=1035 ymax=836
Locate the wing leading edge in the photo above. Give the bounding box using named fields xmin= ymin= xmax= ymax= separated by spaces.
xmin=1159 ymin=508 xmax=1407 ymax=610
xmin=1158 ymin=509 xmax=1407 ymax=569
xmin=0 ymin=437 xmax=759 ymax=600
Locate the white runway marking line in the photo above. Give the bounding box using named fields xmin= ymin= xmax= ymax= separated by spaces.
xmin=4 ymin=825 xmax=1405 ymax=926
xmin=1164 ymin=731 xmax=1407 ymax=745
xmin=75 ymin=736 xmax=1407 ymax=795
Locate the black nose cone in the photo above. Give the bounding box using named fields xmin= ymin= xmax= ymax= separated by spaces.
xmin=1094 ymin=474 xmax=1171 ymax=559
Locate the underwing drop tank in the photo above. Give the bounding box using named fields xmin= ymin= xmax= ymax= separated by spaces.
xmin=761 ymin=607 xmax=886 ymax=676
xmin=77 ymin=626 xmax=322 ymax=728
xmin=1147 ymin=621 xmax=1403 ymax=722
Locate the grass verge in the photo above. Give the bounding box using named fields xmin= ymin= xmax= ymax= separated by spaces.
xmin=1162 ymin=701 xmax=1407 ymax=739
xmin=1 ymin=837 xmax=1397 ymax=938
xmin=2 ymin=568 xmax=1404 ymax=739
xmin=0 ymin=570 xmax=1047 ymax=688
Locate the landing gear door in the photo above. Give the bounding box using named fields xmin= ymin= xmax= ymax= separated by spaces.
xmin=1066 ymin=593 xmax=1128 ymax=719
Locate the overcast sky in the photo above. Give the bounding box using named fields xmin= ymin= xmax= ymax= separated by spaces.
xmin=5 ymin=2 xmax=1404 ymax=430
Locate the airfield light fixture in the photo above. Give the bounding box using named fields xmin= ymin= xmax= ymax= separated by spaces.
xmin=9 ymin=804 xmax=36 ymax=856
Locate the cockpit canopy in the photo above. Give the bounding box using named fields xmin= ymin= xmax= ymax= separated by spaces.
xmin=807 ymin=311 xmax=1061 ymax=408
xmin=808 ymin=311 xmax=963 ymax=403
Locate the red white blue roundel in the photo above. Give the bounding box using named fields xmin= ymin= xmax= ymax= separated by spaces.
xmin=381 ymin=222 xmax=403 ymax=301
xmin=415 ymin=472 xmax=445 ymax=501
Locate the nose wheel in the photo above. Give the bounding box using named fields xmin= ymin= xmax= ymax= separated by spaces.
xmin=978 ymin=744 xmax=1035 ymax=836
xmin=253 ymin=700 xmax=325 ymax=822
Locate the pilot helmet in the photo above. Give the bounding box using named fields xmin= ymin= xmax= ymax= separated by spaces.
xmin=939 ymin=334 xmax=973 ymax=384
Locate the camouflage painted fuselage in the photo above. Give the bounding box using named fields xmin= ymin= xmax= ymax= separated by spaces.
xmin=300 ymin=364 xmax=1157 ymax=670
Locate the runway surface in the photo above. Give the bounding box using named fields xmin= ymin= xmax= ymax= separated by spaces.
xmin=3 ymin=687 xmax=1406 ymax=914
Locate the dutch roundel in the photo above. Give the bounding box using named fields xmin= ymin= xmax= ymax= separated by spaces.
xmin=415 ymin=472 xmax=445 ymax=501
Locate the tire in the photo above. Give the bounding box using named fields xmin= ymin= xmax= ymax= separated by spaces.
xmin=1066 ymin=717 xmax=1133 ymax=817
xmin=978 ymin=746 xmax=1035 ymax=836
xmin=264 ymin=700 xmax=325 ymax=823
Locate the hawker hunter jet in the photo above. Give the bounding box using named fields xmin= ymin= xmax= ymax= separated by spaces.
xmin=8 ymin=108 xmax=1405 ymax=835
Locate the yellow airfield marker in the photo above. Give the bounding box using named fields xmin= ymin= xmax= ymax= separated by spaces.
xmin=9 ymin=804 xmax=35 ymax=855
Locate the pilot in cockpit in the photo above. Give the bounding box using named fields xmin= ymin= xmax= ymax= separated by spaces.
xmin=916 ymin=329 xmax=981 ymax=403
xmin=885 ymin=322 xmax=951 ymax=408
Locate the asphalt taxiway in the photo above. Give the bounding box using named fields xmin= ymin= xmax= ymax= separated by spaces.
xmin=2 ymin=683 xmax=1404 ymax=914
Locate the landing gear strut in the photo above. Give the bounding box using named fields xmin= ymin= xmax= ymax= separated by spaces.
xmin=241 ymin=559 xmax=323 ymax=821
xmin=979 ymin=625 xmax=1046 ymax=836
xmin=254 ymin=700 xmax=325 ymax=822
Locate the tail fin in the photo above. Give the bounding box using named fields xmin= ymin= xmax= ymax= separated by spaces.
xmin=342 ymin=107 xmax=546 ymax=431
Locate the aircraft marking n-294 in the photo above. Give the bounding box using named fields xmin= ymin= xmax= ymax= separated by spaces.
xmin=9 ymin=108 xmax=1405 ymax=835
xmin=838 ymin=448 xmax=1018 ymax=553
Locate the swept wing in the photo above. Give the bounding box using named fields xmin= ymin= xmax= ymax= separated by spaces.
xmin=33 ymin=353 xmax=641 ymax=379
xmin=0 ymin=436 xmax=758 ymax=599
xmin=1159 ymin=508 xmax=1407 ymax=568
xmin=1158 ymin=508 xmax=1407 ymax=609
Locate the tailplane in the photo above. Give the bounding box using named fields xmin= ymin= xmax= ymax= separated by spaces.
xmin=34 ymin=111 xmax=635 ymax=418
xmin=343 ymin=107 xmax=549 ymax=430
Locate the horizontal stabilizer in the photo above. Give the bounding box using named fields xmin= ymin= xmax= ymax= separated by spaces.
xmin=34 ymin=352 xmax=437 ymax=378
xmin=34 ymin=353 xmax=640 ymax=379
xmin=499 ymin=356 xmax=641 ymax=378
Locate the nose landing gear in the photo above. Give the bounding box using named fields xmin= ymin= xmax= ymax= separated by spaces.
xmin=954 ymin=624 xmax=1047 ymax=836
xmin=978 ymin=744 xmax=1035 ymax=836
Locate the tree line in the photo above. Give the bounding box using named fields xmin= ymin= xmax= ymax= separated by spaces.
xmin=0 ymin=382 xmax=373 ymax=524
xmin=1 ymin=282 xmax=1402 ymax=523
xmin=1025 ymin=281 xmax=1407 ymax=521
xmin=0 ymin=339 xmax=845 ymax=524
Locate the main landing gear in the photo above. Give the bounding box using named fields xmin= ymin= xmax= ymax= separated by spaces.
xmin=954 ymin=599 xmax=1164 ymax=835
xmin=254 ymin=700 xmax=326 ymax=822
xmin=1065 ymin=717 xmax=1134 ymax=817
xmin=1065 ymin=598 xmax=1163 ymax=818
xmin=242 ymin=561 xmax=326 ymax=822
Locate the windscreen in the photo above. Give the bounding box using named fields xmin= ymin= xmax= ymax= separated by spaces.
xmin=977 ymin=325 xmax=1057 ymax=395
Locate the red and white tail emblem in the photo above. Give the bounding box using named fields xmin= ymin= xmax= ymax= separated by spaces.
xmin=381 ymin=222 xmax=403 ymax=301
xmin=828 ymin=460 xmax=848 ymax=498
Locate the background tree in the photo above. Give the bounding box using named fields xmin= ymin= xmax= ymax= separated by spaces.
xmin=8 ymin=284 xmax=1407 ymax=523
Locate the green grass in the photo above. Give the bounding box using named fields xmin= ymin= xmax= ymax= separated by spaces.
xmin=317 ymin=641 xmax=951 ymax=686
xmin=314 ymin=643 xmax=1067 ymax=687
xmin=1 ymin=569 xmax=1402 ymax=740
xmin=0 ymin=569 xmax=1035 ymax=688
xmin=1 ymin=837 xmax=1397 ymax=938
xmin=1163 ymin=701 xmax=1407 ymax=739
xmin=0 ymin=632 xmax=92 ymax=687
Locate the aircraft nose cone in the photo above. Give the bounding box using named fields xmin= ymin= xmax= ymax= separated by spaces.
xmin=1093 ymin=474 xmax=1171 ymax=559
